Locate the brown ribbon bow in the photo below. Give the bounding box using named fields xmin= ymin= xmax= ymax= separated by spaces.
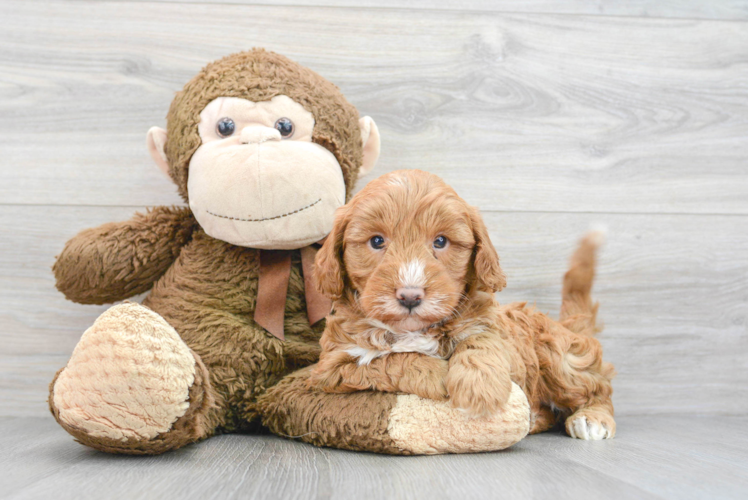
xmin=254 ymin=243 xmax=331 ymax=341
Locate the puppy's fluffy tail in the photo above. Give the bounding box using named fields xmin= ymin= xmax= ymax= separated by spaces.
xmin=559 ymin=229 xmax=605 ymax=336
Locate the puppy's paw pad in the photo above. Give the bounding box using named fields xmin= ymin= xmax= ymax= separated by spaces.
xmin=567 ymin=416 xmax=612 ymax=440
xmin=53 ymin=303 xmax=196 ymax=441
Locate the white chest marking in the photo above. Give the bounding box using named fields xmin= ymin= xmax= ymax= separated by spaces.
xmin=345 ymin=346 xmax=388 ymax=366
xmin=345 ymin=331 xmax=441 ymax=366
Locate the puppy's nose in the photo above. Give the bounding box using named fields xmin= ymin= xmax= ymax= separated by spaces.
xmin=396 ymin=288 xmax=423 ymax=311
xmin=241 ymin=126 xmax=281 ymax=145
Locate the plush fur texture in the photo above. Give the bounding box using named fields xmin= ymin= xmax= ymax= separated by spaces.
xmin=307 ymin=170 xmax=616 ymax=438
xmin=49 ymin=50 xmax=362 ymax=454
xmin=259 ymin=366 xmax=530 ymax=455
xmin=49 ymin=334 xmax=215 ymax=456
xmin=53 ymin=303 xmax=197 ymax=441
xmin=165 ymin=49 xmax=363 ymax=202
xmin=53 ymin=206 xmax=198 ymax=305
xmin=386 ymin=387 xmax=529 ymax=454
xmin=48 ymin=50 xmax=533 ymax=455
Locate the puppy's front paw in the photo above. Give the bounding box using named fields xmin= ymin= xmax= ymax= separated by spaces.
xmin=305 ymin=370 xmax=325 ymax=391
xmin=413 ymin=375 xmax=449 ymax=402
xmin=306 ymin=367 xmax=352 ymax=394
xmin=401 ymin=357 xmax=449 ymax=401
xmin=566 ymin=409 xmax=616 ymax=440
xmin=445 ymin=363 xmax=512 ymax=417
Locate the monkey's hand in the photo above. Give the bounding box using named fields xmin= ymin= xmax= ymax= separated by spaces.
xmin=54 ymin=206 xmax=197 ymax=304
xmin=445 ymin=332 xmax=513 ymax=417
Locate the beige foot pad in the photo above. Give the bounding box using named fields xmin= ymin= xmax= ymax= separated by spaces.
xmin=52 ymin=302 xmax=196 ymax=441
xmin=388 ymin=382 xmax=530 ymax=454
xmin=260 ymin=366 xmax=530 ymax=455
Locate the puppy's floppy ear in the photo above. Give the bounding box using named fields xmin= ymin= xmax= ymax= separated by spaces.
xmin=314 ymin=205 xmax=350 ymax=299
xmin=469 ymin=207 xmax=506 ymax=293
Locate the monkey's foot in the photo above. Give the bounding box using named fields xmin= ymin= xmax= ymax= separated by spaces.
xmin=387 ymin=382 xmax=529 ymax=454
xmin=261 ymin=367 xmax=531 ymax=455
xmin=50 ymin=303 xmax=213 ymax=453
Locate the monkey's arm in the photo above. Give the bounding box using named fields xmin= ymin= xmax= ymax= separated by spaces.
xmin=54 ymin=206 xmax=197 ymax=304
xmin=308 ymin=351 xmax=449 ymax=401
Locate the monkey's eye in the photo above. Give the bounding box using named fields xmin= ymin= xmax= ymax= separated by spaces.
xmin=433 ymin=236 xmax=448 ymax=249
xmin=274 ymin=117 xmax=294 ymax=139
xmin=369 ymin=235 xmax=386 ymax=250
xmin=216 ymin=118 xmax=235 ymax=138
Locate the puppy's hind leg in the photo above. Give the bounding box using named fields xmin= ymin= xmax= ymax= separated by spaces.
xmin=547 ymin=230 xmax=615 ymax=439
xmin=529 ymin=405 xmax=556 ymax=434
xmin=566 ymin=401 xmax=616 ymax=440
xmin=537 ymin=325 xmax=616 ymax=440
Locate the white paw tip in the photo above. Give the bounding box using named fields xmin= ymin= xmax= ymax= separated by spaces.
xmin=569 ymin=417 xmax=610 ymax=440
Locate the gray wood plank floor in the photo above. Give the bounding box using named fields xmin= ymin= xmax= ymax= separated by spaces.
xmin=1 ymin=416 xmax=746 ymax=500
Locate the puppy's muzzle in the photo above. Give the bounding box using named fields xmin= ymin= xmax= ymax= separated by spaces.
xmin=396 ymin=287 xmax=423 ymax=312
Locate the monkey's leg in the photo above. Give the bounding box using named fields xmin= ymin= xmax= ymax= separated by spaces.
xmin=49 ymin=302 xmax=219 ymax=455
xmin=260 ymin=366 xmax=531 ymax=455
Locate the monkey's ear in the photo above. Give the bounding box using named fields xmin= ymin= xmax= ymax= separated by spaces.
xmin=314 ymin=205 xmax=350 ymax=299
xmin=146 ymin=126 xmax=170 ymax=178
xmin=358 ymin=116 xmax=380 ymax=177
xmin=469 ymin=207 xmax=507 ymax=293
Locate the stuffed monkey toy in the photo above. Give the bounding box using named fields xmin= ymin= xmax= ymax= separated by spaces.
xmin=49 ymin=49 xmax=530 ymax=455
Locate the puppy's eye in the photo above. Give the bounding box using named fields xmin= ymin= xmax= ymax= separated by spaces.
xmin=433 ymin=235 xmax=448 ymax=249
xmin=216 ymin=117 xmax=235 ymax=137
xmin=369 ymin=235 xmax=386 ymax=250
xmin=274 ymin=117 xmax=294 ymax=138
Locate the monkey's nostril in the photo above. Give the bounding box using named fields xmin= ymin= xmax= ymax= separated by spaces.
xmin=396 ymin=288 xmax=423 ymax=311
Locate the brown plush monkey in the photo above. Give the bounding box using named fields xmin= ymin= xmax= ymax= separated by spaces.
xmin=49 ymin=49 xmax=530 ymax=455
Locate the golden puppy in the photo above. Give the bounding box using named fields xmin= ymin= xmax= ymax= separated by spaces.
xmin=308 ymin=169 xmax=616 ymax=440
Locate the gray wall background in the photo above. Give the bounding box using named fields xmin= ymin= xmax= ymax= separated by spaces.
xmin=1 ymin=0 xmax=746 ymax=417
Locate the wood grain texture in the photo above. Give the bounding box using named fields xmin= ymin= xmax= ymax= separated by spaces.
xmin=126 ymin=0 xmax=748 ymax=21
xmin=1 ymin=1 xmax=747 ymax=213
xmin=1 ymin=416 xmax=747 ymax=500
xmin=1 ymin=1 xmax=746 ymax=498
xmin=1 ymin=1 xmax=746 ymax=422
xmin=2 ymin=205 xmax=745 ymax=417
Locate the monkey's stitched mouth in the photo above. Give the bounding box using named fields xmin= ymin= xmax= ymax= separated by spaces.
xmin=206 ymin=198 xmax=322 ymax=222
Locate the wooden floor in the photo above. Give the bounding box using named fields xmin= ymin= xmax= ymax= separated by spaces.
xmin=1 ymin=0 xmax=747 ymax=498
xmin=1 ymin=415 xmax=747 ymax=500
